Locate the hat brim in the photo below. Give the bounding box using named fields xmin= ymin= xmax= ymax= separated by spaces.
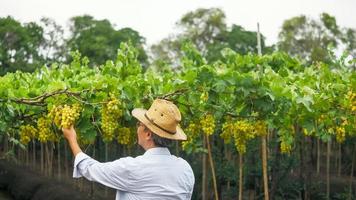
xmin=132 ymin=108 xmax=187 ymax=141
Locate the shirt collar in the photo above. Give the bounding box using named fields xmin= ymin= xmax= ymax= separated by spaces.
xmin=144 ymin=147 xmax=171 ymax=156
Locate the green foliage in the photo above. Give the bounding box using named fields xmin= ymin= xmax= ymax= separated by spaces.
xmin=67 ymin=15 xmax=147 ymax=66
xmin=278 ymin=13 xmax=356 ymax=64
xmin=151 ymin=8 xmax=272 ymax=70
xmin=0 ymin=16 xmax=44 ymax=75
xmin=0 ymin=41 xmax=355 ymax=199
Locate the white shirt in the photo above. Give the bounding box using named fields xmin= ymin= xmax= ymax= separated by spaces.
xmin=73 ymin=147 xmax=195 ymax=200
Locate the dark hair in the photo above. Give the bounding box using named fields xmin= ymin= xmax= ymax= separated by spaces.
xmin=151 ymin=132 xmax=173 ymax=148
xmin=142 ymin=124 xmax=173 ymax=148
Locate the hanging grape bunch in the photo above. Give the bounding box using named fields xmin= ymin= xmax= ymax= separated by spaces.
xmin=345 ymin=90 xmax=356 ymax=112
xmin=48 ymin=104 xmax=82 ymax=129
xmin=101 ymin=96 xmax=123 ymax=142
xmin=253 ymin=120 xmax=267 ymax=137
xmin=116 ymin=127 xmax=132 ymax=145
xmin=19 ymin=124 xmax=37 ymax=145
xmin=280 ymin=139 xmax=292 ymax=154
xmin=182 ymin=122 xmax=201 ymax=150
xmin=200 ymin=114 xmax=215 ymax=136
xmin=233 ymin=120 xmax=255 ymax=154
xmin=335 ymin=118 xmax=348 ymax=143
xmin=220 ymin=119 xmax=234 ymax=144
xmin=279 ymin=127 xmax=293 ymax=154
xmin=37 ymin=117 xmax=55 ymax=143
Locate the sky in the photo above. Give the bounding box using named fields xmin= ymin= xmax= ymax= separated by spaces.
xmin=1 ymin=0 xmax=356 ymax=47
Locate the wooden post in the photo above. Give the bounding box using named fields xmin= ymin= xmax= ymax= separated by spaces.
xmin=348 ymin=144 xmax=356 ymax=200
xmin=202 ymin=134 xmax=208 ymax=200
xmin=41 ymin=142 xmax=44 ymax=174
xmin=57 ymin=140 xmax=61 ymax=180
xmin=257 ymin=23 xmax=269 ymax=200
xmin=206 ymin=135 xmax=219 ymax=200
xmin=338 ymin=144 xmax=341 ymax=176
xmin=32 ymin=139 xmax=36 ymax=169
xmin=105 ymin=142 xmax=109 ymax=197
xmin=262 ymin=135 xmax=269 ymax=200
xmin=257 ymin=23 xmax=263 ymax=73
xmin=239 ymin=153 xmax=243 ymax=200
xmin=326 ymin=140 xmax=331 ymax=200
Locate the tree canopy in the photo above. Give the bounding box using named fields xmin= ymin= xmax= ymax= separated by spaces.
xmin=0 ymin=16 xmax=44 ymax=75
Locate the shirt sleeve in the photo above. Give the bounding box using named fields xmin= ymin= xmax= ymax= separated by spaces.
xmin=73 ymin=152 xmax=134 ymax=191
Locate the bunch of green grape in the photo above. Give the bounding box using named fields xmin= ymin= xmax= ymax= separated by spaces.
xmin=182 ymin=122 xmax=200 ymax=150
xmin=232 ymin=120 xmax=255 ymax=154
xmin=279 ymin=127 xmax=293 ymax=154
xmin=19 ymin=124 xmax=37 ymax=145
xmin=280 ymin=139 xmax=292 ymax=154
xmin=101 ymin=97 xmax=123 ymax=142
xmin=61 ymin=104 xmax=81 ymax=128
xmin=200 ymin=114 xmax=215 ymax=136
xmin=220 ymin=120 xmax=234 ymax=144
xmin=335 ymin=118 xmax=348 ymax=143
xmin=48 ymin=104 xmax=82 ymax=129
xmin=116 ymin=127 xmax=132 ymax=145
xmin=345 ymin=90 xmax=356 ymax=112
xmin=253 ymin=120 xmax=267 ymax=137
xmin=37 ymin=117 xmax=56 ymax=142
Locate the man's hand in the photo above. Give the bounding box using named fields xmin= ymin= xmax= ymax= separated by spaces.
xmin=62 ymin=126 xmax=82 ymax=156
xmin=62 ymin=126 xmax=77 ymax=142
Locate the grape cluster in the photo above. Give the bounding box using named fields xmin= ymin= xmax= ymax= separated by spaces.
xmin=200 ymin=114 xmax=215 ymax=135
xmin=101 ymin=97 xmax=123 ymax=142
xmin=116 ymin=127 xmax=132 ymax=145
xmin=220 ymin=120 xmax=234 ymax=144
xmin=220 ymin=119 xmax=264 ymax=154
xmin=19 ymin=125 xmax=37 ymax=145
xmin=280 ymin=139 xmax=292 ymax=154
xmin=182 ymin=122 xmax=200 ymax=150
xmin=61 ymin=104 xmax=81 ymax=128
xmin=48 ymin=104 xmax=81 ymax=129
xmin=233 ymin=120 xmax=255 ymax=154
xmin=335 ymin=126 xmax=346 ymax=143
xmin=37 ymin=117 xmax=56 ymax=142
xmin=253 ymin=120 xmax=267 ymax=137
xmin=345 ymin=91 xmax=356 ymax=112
xmin=335 ymin=118 xmax=348 ymax=143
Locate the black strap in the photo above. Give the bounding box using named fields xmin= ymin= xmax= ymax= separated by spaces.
xmin=144 ymin=113 xmax=176 ymax=135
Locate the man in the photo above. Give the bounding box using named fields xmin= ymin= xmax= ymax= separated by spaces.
xmin=62 ymin=99 xmax=195 ymax=200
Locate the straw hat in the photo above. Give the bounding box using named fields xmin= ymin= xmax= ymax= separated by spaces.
xmin=132 ymin=99 xmax=187 ymax=141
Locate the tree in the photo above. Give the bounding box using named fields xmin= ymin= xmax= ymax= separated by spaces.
xmin=207 ymin=25 xmax=272 ymax=62
xmin=277 ymin=13 xmax=352 ymax=64
xmin=0 ymin=16 xmax=44 ymax=75
xmin=39 ymin=17 xmax=66 ymax=64
xmin=341 ymin=28 xmax=356 ymax=58
xmin=150 ymin=8 xmax=270 ymax=69
xmin=67 ymin=15 xmax=147 ymax=66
